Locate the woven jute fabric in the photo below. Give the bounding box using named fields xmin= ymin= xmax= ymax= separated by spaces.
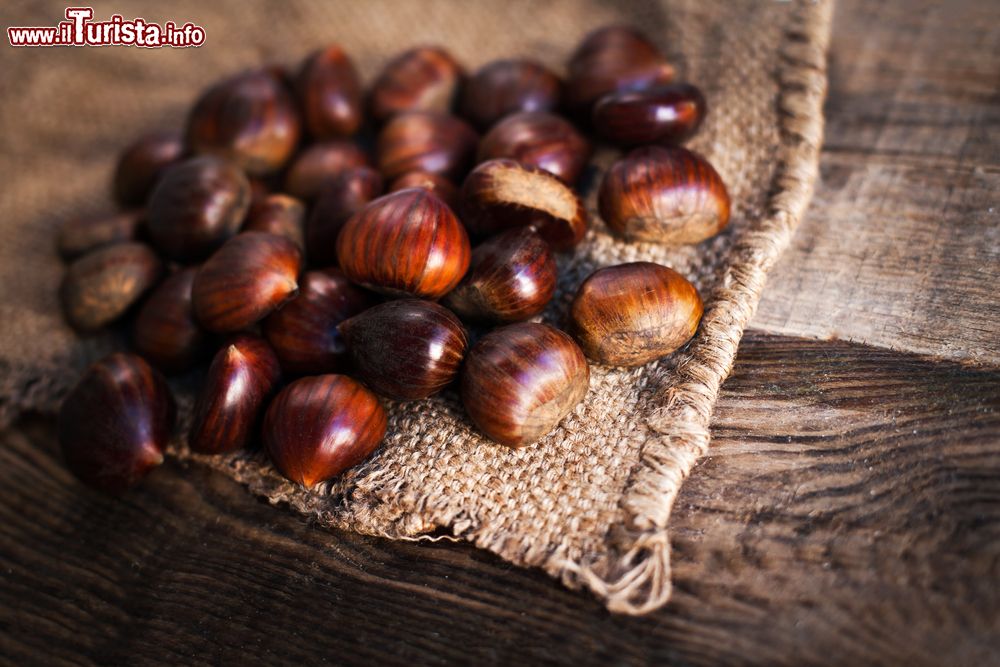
xmin=0 ymin=0 xmax=831 ymax=614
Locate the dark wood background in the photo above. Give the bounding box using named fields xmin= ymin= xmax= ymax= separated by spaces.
xmin=3 ymin=1 xmax=998 ymax=664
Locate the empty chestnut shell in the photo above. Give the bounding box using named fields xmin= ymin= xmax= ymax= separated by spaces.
xmin=243 ymin=193 xmax=306 ymax=250
xmin=189 ymin=334 xmax=282 ymax=454
xmin=569 ymin=262 xmax=703 ymax=367
xmin=477 ymin=111 xmax=590 ymax=185
xmin=263 ymin=375 xmax=387 ymax=487
xmin=339 ymin=299 xmax=467 ymax=400
xmin=60 ymin=242 xmax=163 ymax=332
xmin=113 ymin=131 xmax=184 ymax=207
xmin=592 ymin=83 xmax=706 ymax=147
xmin=305 ymin=166 xmax=384 ymax=267
xmin=58 ymin=353 xmax=175 ymax=494
xmin=133 ymin=267 xmax=211 ymax=374
xmin=460 ymin=159 xmax=587 ymax=250
xmin=185 ymin=68 xmax=301 ymax=175
xmin=336 ymin=189 xmax=471 ymax=299
xmin=263 ymin=268 xmax=374 ymax=376
xmin=146 ymin=156 xmax=252 ymax=263
xmin=193 ymin=232 xmax=302 ymax=333
xmin=598 ymin=146 xmax=730 ymax=245
xmin=444 ymin=227 xmax=557 ymax=323
xmin=284 ymin=141 xmax=370 ymax=201
xmin=369 ymin=46 xmax=464 ymax=123
xmin=461 ymin=322 xmax=589 ymax=447
xmin=376 ymin=111 xmax=479 ymax=183
xmin=57 ymin=209 xmax=143 ymax=260
xmin=296 ymin=45 xmax=363 ymax=139
xmin=388 ymin=171 xmax=460 ymax=210
xmin=460 ymin=59 xmax=562 ymax=131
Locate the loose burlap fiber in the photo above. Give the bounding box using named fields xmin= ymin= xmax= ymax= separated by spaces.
xmin=0 ymin=0 xmax=831 ymax=614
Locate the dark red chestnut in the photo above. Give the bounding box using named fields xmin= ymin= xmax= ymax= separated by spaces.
xmin=598 ymin=146 xmax=730 ymax=245
xmin=369 ymin=46 xmax=464 ymax=123
xmin=133 ymin=267 xmax=211 ymax=374
xmin=296 ymin=45 xmax=363 ymax=139
xmin=305 ymin=166 xmax=384 ymax=266
xmin=444 ymin=227 xmax=556 ymax=323
xmin=461 ymin=322 xmax=589 ymax=447
xmin=189 ymin=334 xmax=281 ymax=454
xmin=460 ymin=158 xmax=587 ymax=250
xmin=477 ymin=111 xmax=590 ymax=185
xmin=339 ymin=299 xmax=467 ymax=400
xmin=60 ymin=242 xmax=163 ymax=332
xmin=57 ymin=209 xmax=143 ymax=260
xmin=376 ymin=111 xmax=479 ymax=183
xmin=284 ymin=140 xmax=370 ymax=201
xmin=146 ymin=156 xmax=252 ymax=263
xmin=192 ymin=232 xmax=302 ymax=333
xmin=336 ymin=189 xmax=470 ymax=299
xmin=388 ymin=171 xmax=460 ymax=210
xmin=592 ymin=83 xmax=706 ymax=147
xmin=263 ymin=375 xmax=387 ymax=487
xmin=185 ymin=68 xmax=301 ymax=175
xmin=113 ymin=131 xmax=184 ymax=207
xmin=243 ymin=193 xmax=306 ymax=250
xmin=459 ymin=59 xmax=562 ymax=131
xmin=58 ymin=353 xmax=175 ymax=494
xmin=262 ymin=268 xmax=374 ymax=375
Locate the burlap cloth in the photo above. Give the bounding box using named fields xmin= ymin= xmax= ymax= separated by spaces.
xmin=0 ymin=0 xmax=831 ymax=614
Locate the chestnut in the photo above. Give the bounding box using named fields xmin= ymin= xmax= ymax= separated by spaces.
xmin=133 ymin=267 xmax=211 ymax=374
xmin=57 ymin=209 xmax=143 ymax=260
xmin=243 ymin=193 xmax=306 ymax=251
xmin=189 ymin=334 xmax=281 ymax=454
xmin=592 ymin=83 xmax=706 ymax=147
xmin=443 ymin=227 xmax=557 ymax=323
xmin=388 ymin=171 xmax=460 ymax=210
xmin=598 ymin=146 xmax=730 ymax=245
xmin=305 ymin=166 xmax=384 ymax=267
xmin=569 ymin=262 xmax=703 ymax=366
xmin=263 ymin=375 xmax=387 ymax=487
xmin=460 ymin=158 xmax=587 ymax=251
xmin=58 ymin=353 xmax=175 ymax=494
xmin=113 ymin=131 xmax=184 ymax=207
xmin=459 ymin=59 xmax=562 ymax=131
xmin=369 ymin=46 xmax=463 ymax=123
xmin=146 ymin=156 xmax=252 ymax=263
xmin=284 ymin=140 xmax=370 ymax=201
xmin=339 ymin=299 xmax=467 ymax=400
xmin=336 ymin=189 xmax=470 ymax=299
xmin=460 ymin=322 xmax=589 ymax=447
xmin=376 ymin=111 xmax=479 ymax=183
xmin=296 ymin=45 xmax=363 ymax=139
xmin=185 ymin=67 xmax=301 ymax=175
xmin=192 ymin=232 xmax=302 ymax=333
xmin=262 ymin=268 xmax=374 ymax=375
xmin=477 ymin=111 xmax=590 ymax=185
xmin=60 ymin=242 xmax=163 ymax=332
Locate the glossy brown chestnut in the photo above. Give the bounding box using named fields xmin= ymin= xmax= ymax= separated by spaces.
xmin=60 ymin=242 xmax=163 ymax=332
xmin=598 ymin=146 xmax=730 ymax=245
xmin=192 ymin=232 xmax=302 ymax=333
xmin=263 ymin=375 xmax=387 ymax=487
xmin=376 ymin=111 xmax=479 ymax=183
xmin=565 ymin=25 xmax=675 ymax=115
xmin=336 ymin=189 xmax=470 ymax=299
xmin=305 ymin=166 xmax=384 ymax=267
xmin=476 ymin=111 xmax=590 ymax=185
xmin=592 ymin=83 xmax=706 ymax=147
xmin=262 ymin=269 xmax=374 ymax=375
xmin=459 ymin=59 xmax=562 ymax=131
xmin=243 ymin=194 xmax=306 ymax=250
xmin=189 ymin=334 xmax=282 ymax=454
xmin=58 ymin=353 xmax=175 ymax=494
xmin=460 ymin=159 xmax=587 ymax=251
xmin=369 ymin=46 xmax=464 ymax=123
xmin=339 ymin=299 xmax=467 ymax=401
xmin=460 ymin=322 xmax=589 ymax=447
xmin=569 ymin=262 xmax=703 ymax=367
xmin=57 ymin=209 xmax=143 ymax=260
xmin=146 ymin=156 xmax=252 ymax=262
xmin=113 ymin=131 xmax=184 ymax=207
xmin=284 ymin=140 xmax=370 ymax=201
xmin=296 ymin=45 xmax=363 ymax=139
xmin=444 ymin=227 xmax=557 ymax=323
xmin=185 ymin=68 xmax=301 ymax=175
xmin=133 ymin=267 xmax=211 ymax=374
xmin=388 ymin=171 xmax=460 ymax=210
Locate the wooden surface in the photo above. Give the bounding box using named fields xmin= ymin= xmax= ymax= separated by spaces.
xmin=3 ymin=1 xmax=1000 ymax=665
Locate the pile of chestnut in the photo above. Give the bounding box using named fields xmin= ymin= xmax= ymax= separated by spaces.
xmin=56 ymin=26 xmax=729 ymax=495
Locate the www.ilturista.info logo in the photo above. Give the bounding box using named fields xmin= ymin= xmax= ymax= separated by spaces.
xmin=8 ymin=7 xmax=205 ymax=48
